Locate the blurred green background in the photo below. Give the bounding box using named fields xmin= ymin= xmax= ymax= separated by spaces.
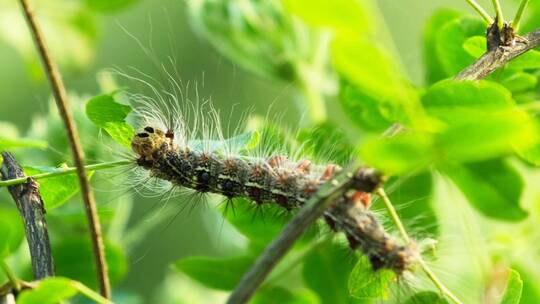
xmin=0 ymin=0 xmax=535 ymax=303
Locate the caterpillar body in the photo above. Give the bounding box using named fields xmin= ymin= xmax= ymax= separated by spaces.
xmin=130 ymin=124 xmax=418 ymax=274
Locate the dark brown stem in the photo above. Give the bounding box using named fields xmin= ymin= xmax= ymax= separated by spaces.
xmin=1 ymin=152 xmax=54 ymax=279
xmin=226 ymin=166 xmax=382 ymax=304
xmin=17 ymin=0 xmax=110 ymax=298
xmin=456 ymin=28 xmax=540 ymax=80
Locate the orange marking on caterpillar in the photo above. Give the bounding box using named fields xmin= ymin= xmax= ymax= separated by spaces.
xmin=351 ymin=191 xmax=371 ymax=208
xmin=321 ymin=164 xmax=337 ymax=181
xmin=296 ymin=160 xmax=311 ymax=174
xmin=268 ymin=155 xmax=287 ymax=168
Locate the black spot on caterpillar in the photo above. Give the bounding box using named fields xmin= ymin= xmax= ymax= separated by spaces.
xmin=131 ymin=126 xmax=418 ymax=274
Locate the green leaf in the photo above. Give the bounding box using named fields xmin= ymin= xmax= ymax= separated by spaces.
xmin=0 ymin=121 xmax=47 ymax=150
xmin=513 ymin=265 xmax=540 ymax=304
xmin=404 ymin=291 xmax=449 ymax=303
xmin=302 ymin=241 xmax=356 ymax=304
xmin=339 ymin=80 xmax=394 ymax=132
xmin=423 ymin=9 xmax=461 ymax=84
xmin=348 ymin=255 xmax=395 ymax=300
xmin=282 ymin=0 xmax=371 ymax=34
xmin=0 ymin=138 xmax=48 ymax=150
xmin=518 ymin=141 xmax=540 ymax=166
xmin=359 ymin=133 xmax=434 ymax=175
xmin=23 ymin=166 xmax=93 ymax=210
xmin=252 ymin=286 xmax=318 ymax=304
xmin=187 ymin=0 xmax=300 ymax=81
xmin=17 ymin=277 xmax=78 ymax=304
xmin=434 ymin=110 xmax=535 ymax=163
xmin=54 ymin=237 xmax=127 ymax=289
xmin=297 ymin=121 xmax=354 ymax=164
xmin=508 ymin=50 xmax=540 ymax=70
xmin=501 ymin=269 xmax=523 ymax=304
xmin=463 ymin=35 xmax=486 ymax=58
xmin=500 ymin=72 xmax=538 ymax=93
xmin=387 ymin=172 xmax=437 ymax=236
xmin=222 ymin=199 xmax=316 ymax=252
xmin=435 ymin=17 xmax=485 ymax=76
xmin=83 ymin=0 xmax=138 ymax=13
xmin=422 ymin=80 xmax=536 ymax=162
xmin=332 ymin=36 xmax=416 ymax=124
xmin=422 ymin=80 xmax=515 ymax=124
xmin=189 ymin=130 xmax=260 ymax=154
xmin=221 ymin=199 xmax=288 ymax=250
xmin=0 ymin=209 xmax=24 ymax=258
xmin=86 ymin=94 xmax=134 ymax=147
xmin=0 ymin=1 xmax=98 ymax=71
xmin=361 ymin=110 xmax=535 ymax=175
xmin=444 ymin=159 xmax=527 ymax=221
xmin=174 ymin=255 xmax=254 ymax=290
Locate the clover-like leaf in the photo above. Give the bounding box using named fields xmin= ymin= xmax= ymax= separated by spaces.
xmin=86 ymin=93 xmax=134 ymax=147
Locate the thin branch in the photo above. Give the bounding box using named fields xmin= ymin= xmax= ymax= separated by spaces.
xmin=376 ymin=188 xmax=463 ymax=304
xmin=0 ymin=160 xmax=131 ymax=188
xmin=17 ymin=0 xmax=110 ymax=298
xmin=227 ymin=166 xmax=382 ymax=304
xmin=1 ymin=152 xmax=54 ymax=280
xmin=491 ymin=0 xmax=505 ymax=28
xmin=455 ymin=28 xmax=540 ymax=80
xmin=464 ymin=0 xmax=494 ymax=24
xmin=512 ymin=0 xmax=530 ymax=30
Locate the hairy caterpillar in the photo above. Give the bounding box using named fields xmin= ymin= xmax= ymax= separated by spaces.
xmin=126 ymin=90 xmax=418 ymax=274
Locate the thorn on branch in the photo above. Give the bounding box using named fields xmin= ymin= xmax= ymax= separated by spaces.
xmin=456 ymin=27 xmax=539 ymax=80
xmin=487 ymin=18 xmax=528 ymax=52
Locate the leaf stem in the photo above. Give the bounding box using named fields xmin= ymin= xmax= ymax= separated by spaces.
xmin=71 ymin=280 xmax=114 ymax=304
xmin=491 ymin=0 xmax=505 ymax=28
xmin=512 ymin=0 xmax=530 ymax=30
xmin=464 ymin=0 xmax=494 ymax=24
xmin=0 ymin=160 xmax=131 ymax=188
xmin=376 ymin=188 xmax=463 ymax=304
xmin=0 ymin=260 xmax=21 ymax=292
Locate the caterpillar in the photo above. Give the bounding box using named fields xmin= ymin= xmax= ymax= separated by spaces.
xmin=129 ymin=108 xmax=418 ymax=274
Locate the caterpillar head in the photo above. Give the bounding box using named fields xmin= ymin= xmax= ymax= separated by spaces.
xmin=132 ymin=126 xmax=173 ymax=159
